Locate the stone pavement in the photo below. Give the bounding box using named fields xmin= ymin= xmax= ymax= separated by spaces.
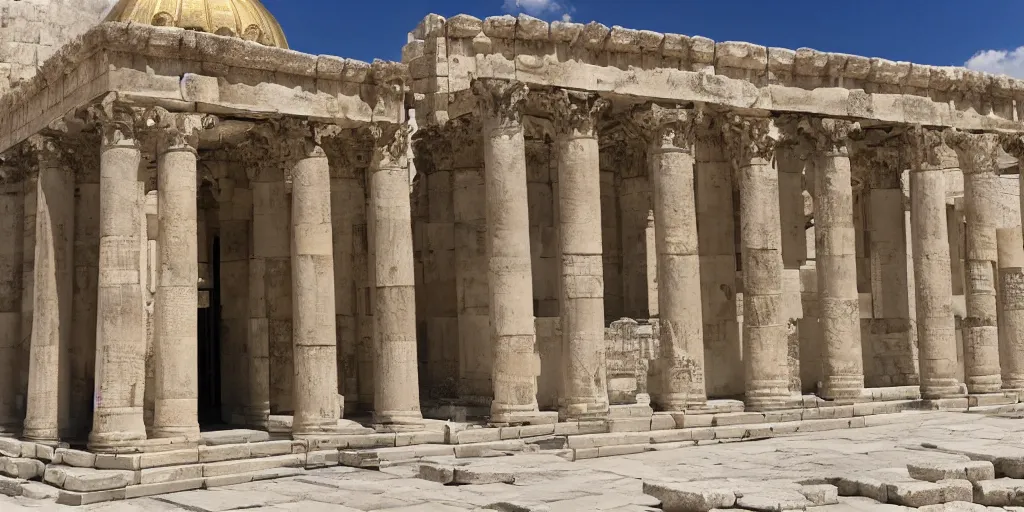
xmin=4 ymin=410 xmax=1024 ymax=511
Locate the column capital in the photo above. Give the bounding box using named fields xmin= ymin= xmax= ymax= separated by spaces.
xmin=1000 ymin=133 xmax=1024 ymax=161
xmin=629 ymin=104 xmax=702 ymax=152
xmin=720 ymin=114 xmax=777 ymax=168
xmin=472 ymin=79 xmax=529 ymax=128
xmin=599 ymin=124 xmax=646 ymax=177
xmin=944 ymin=130 xmax=1001 ymax=174
xmin=368 ymin=122 xmax=411 ymax=171
xmin=541 ymin=90 xmax=609 ymax=139
xmin=139 ymin=107 xmax=216 ymax=155
xmin=777 ymin=115 xmax=861 ymax=157
xmin=849 ymin=138 xmax=904 ymax=190
xmin=85 ymin=95 xmax=141 ymax=148
xmin=900 ymin=125 xmax=946 ymax=171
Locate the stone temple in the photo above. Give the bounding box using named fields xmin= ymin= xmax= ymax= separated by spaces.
xmin=2 ymin=0 xmax=1024 ymax=505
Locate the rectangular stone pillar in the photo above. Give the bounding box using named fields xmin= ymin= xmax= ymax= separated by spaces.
xmin=0 ymin=172 xmax=24 ymax=435
xmin=215 ymin=162 xmax=251 ymax=426
xmin=90 ymin=127 xmax=148 ymax=452
xmin=423 ymin=168 xmax=458 ymax=398
xmin=600 ymin=170 xmax=623 ymax=319
xmin=619 ymin=174 xmax=651 ymax=319
xmin=777 ymin=146 xmax=805 ymax=394
xmin=24 ymin=137 xmax=75 ymax=443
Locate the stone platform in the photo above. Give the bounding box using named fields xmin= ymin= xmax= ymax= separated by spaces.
xmin=0 ymin=387 xmax=1021 ymax=506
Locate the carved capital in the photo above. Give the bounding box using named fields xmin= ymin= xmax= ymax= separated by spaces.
xmin=944 ymin=130 xmax=1001 ymax=174
xmin=629 ymin=104 xmax=703 ymax=152
xmin=139 ymin=107 xmax=216 ymax=155
xmin=901 ymin=126 xmax=946 ymax=170
xmin=472 ymin=79 xmax=529 ymax=129
xmin=412 ymin=126 xmax=452 ymax=174
xmin=369 ymin=123 xmax=411 ymax=171
xmin=543 ymin=90 xmax=609 ymax=138
xmin=86 ymin=94 xmax=140 ymax=148
xmin=720 ymin=115 xmax=777 ymax=169
xmin=850 ymin=139 xmax=904 ymax=190
xmin=777 ymin=115 xmax=860 ymax=157
xmin=1000 ymin=133 xmax=1024 ymax=162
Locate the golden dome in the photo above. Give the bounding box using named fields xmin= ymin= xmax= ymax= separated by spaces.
xmin=105 ymin=0 xmax=288 ymax=49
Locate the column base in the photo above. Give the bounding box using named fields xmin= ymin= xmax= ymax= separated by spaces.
xmin=921 ymin=379 xmax=965 ymax=400
xmin=490 ymin=410 xmax=559 ymax=426
xmin=966 ymin=375 xmax=1003 ymax=395
xmin=22 ymin=426 xmax=60 ymax=444
xmin=744 ymin=393 xmax=798 ymax=412
xmin=651 ymin=392 xmax=707 ymax=413
xmin=372 ymin=410 xmax=424 ymax=425
xmin=150 ymin=425 xmax=201 ymax=441
xmin=819 ymin=380 xmax=870 ymax=404
xmin=558 ymin=398 xmax=610 ymax=421
xmin=87 ymin=431 xmax=148 ymax=453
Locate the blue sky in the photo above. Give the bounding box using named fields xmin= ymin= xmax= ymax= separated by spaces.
xmin=262 ymin=0 xmax=1024 ymax=77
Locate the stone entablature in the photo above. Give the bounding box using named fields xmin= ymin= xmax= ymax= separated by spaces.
xmin=0 ymin=21 xmax=406 ymax=155
xmin=403 ymin=13 xmax=1024 ymax=133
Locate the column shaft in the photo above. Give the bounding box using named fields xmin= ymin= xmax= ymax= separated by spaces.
xmin=479 ymin=83 xmax=541 ymax=422
xmin=454 ymin=166 xmax=491 ymax=402
xmin=739 ymin=156 xmax=790 ymax=410
xmin=152 ymin=144 xmax=200 ymax=439
xmin=998 ymin=227 xmax=1024 ymax=390
xmin=90 ymin=135 xmax=148 ymax=451
xmin=651 ymin=144 xmax=705 ymax=410
xmin=370 ymin=130 xmax=422 ymax=423
xmin=291 ymin=149 xmax=341 ymax=434
xmin=816 ymin=148 xmax=865 ymax=401
xmin=24 ymin=142 xmax=75 ymax=443
xmin=330 ymin=161 xmax=360 ymax=414
xmin=71 ymin=161 xmax=100 ymax=438
xmin=911 ymin=159 xmax=961 ymax=398
xmin=0 ymin=177 xmax=24 ymax=434
xmin=962 ymin=170 xmax=1002 ymax=393
xmin=556 ymin=131 xmax=609 ymax=419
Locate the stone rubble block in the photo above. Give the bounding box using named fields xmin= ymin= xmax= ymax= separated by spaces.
xmin=735 ymin=489 xmax=812 ymax=511
xmin=305 ymin=450 xmax=339 ymax=468
xmin=0 ymin=457 xmax=44 ymax=479
xmin=908 ymin=461 xmax=995 ymax=483
xmin=54 ymin=448 xmax=97 ymax=468
xmin=453 ymin=467 xmax=515 ymax=485
xmin=44 ymin=466 xmax=134 ymax=492
xmin=0 ymin=475 xmax=22 ymax=497
xmin=643 ymin=480 xmax=737 ymax=512
xmin=20 ymin=481 xmax=58 ymax=500
xmin=800 ymin=484 xmax=840 ymax=505
xmin=884 ymin=479 xmax=970 ymax=508
xmin=972 ymin=478 xmax=1024 ymax=507
xmin=0 ymin=438 xmax=22 ymax=458
xmin=834 ymin=475 xmax=889 ymax=503
xmin=418 ymin=463 xmax=456 ymax=484
xmin=936 ymin=479 xmax=973 ymax=502
xmin=339 ymin=450 xmax=380 ymax=469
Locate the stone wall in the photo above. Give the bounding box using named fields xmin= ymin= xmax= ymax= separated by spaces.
xmin=0 ymin=0 xmax=114 ymax=94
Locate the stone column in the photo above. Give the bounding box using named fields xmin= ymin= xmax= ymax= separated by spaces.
xmin=446 ymin=121 xmax=491 ymax=403
xmin=997 ymin=227 xmax=1024 ymax=391
xmin=723 ymin=116 xmax=791 ymax=411
xmin=70 ymin=141 xmax=101 ymax=438
xmin=552 ymin=91 xmax=610 ymax=420
xmin=803 ymin=118 xmax=865 ymax=402
xmin=24 ymin=136 xmax=75 ymax=443
xmin=369 ymin=124 xmax=422 ymax=423
xmin=946 ymin=131 xmax=1003 ymax=394
xmin=288 ymin=126 xmax=342 ymax=434
xmin=0 ymin=164 xmax=24 ymax=436
xmin=326 ymin=140 xmax=363 ymax=415
xmin=907 ymin=127 xmax=961 ymax=398
xmin=696 ymin=122 xmax=742 ymax=398
xmin=150 ymin=113 xmax=203 ymax=440
xmin=90 ymin=108 xmax=149 ymax=451
xmin=241 ymin=151 xmax=275 ymax=428
xmin=473 ymin=79 xmax=543 ymax=423
xmin=633 ymin=105 xmax=705 ymax=411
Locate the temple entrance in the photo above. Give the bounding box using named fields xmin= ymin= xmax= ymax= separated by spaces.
xmin=197 ymin=237 xmax=223 ymax=427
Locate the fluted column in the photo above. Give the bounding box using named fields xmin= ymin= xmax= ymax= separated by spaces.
xmin=368 ymin=123 xmax=422 ymax=424
xmin=23 ymin=136 xmax=75 ymax=443
xmin=90 ymin=107 xmax=149 ymax=451
xmin=997 ymin=227 xmax=1024 ymax=391
xmin=474 ymin=79 xmax=543 ymax=423
xmin=149 ymin=112 xmax=203 ymax=440
xmin=800 ymin=118 xmax=866 ymax=402
xmin=907 ymin=127 xmax=961 ymax=399
xmin=723 ymin=116 xmax=791 ymax=411
xmin=633 ymin=105 xmax=706 ymax=411
xmin=551 ymin=91 xmax=610 ymax=420
xmin=287 ymin=124 xmax=342 ymax=434
xmin=0 ymin=164 xmax=24 ymax=436
xmin=947 ymin=131 xmax=1003 ymax=394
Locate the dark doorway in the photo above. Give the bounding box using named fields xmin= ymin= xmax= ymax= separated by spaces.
xmin=198 ymin=237 xmax=222 ymax=427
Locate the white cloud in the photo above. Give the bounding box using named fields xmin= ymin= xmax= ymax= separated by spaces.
xmin=503 ymin=0 xmax=574 ymax=21
xmin=965 ymin=47 xmax=1024 ymax=78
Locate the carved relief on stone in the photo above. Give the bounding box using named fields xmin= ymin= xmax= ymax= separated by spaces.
xmin=628 ymin=103 xmax=703 ymax=151
xmin=540 ymin=90 xmax=610 ymax=139
xmin=85 ymin=95 xmax=140 ymax=148
xmin=1000 ymin=133 xmax=1024 ymax=163
xmin=411 ymin=125 xmax=453 ymax=174
xmin=720 ymin=114 xmax=777 ymax=169
xmin=137 ymin=107 xmax=217 ymax=155
xmin=322 ymin=131 xmax=372 ymax=180
xmin=944 ymin=130 xmax=1001 ymax=175
xmin=776 ymin=115 xmax=860 ymax=157
xmin=368 ymin=122 xmax=411 ymax=171
xmin=900 ymin=125 xmax=946 ymax=170
xmin=849 ymin=136 xmax=904 ymax=190
xmin=472 ymin=79 xmax=529 ymax=129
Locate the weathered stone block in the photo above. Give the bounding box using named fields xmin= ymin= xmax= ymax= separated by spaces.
xmin=735 ymin=490 xmax=811 ymax=511
xmin=249 ymin=440 xmax=293 ymax=458
xmin=94 ymin=454 xmax=142 ymax=471
xmin=800 ymin=484 xmax=839 ymax=505
xmin=139 ymin=449 xmax=199 ymax=469
xmin=909 ymin=461 xmax=995 ymax=483
xmin=55 ymin=448 xmax=96 ymax=468
xmin=835 ymin=475 xmax=888 ymax=503
xmin=885 ymin=480 xmax=945 ymax=507
xmin=201 ymin=454 xmax=303 ymax=477
xmin=199 ymin=444 xmax=251 ymax=463
xmin=46 ymin=467 xmax=134 ymax=492
xmin=56 ymin=488 xmax=126 ymax=506
xmin=418 ymin=463 xmax=455 ymax=484
xmin=453 ymin=467 xmax=515 ymax=485
xmin=643 ymin=481 xmax=737 ymax=512
xmin=125 ymin=479 xmax=204 ymax=499
xmin=139 ymin=464 xmax=203 ymax=485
